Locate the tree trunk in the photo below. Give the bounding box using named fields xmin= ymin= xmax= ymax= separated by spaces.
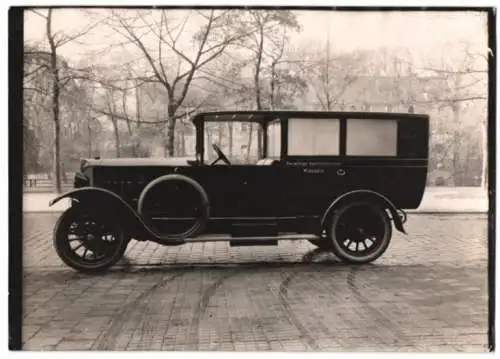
xmin=254 ymin=27 xmax=264 ymax=111
xmin=218 ymin=122 xmax=223 ymax=146
xmin=481 ymin=120 xmax=488 ymax=188
xmin=206 ymin=130 xmax=212 ymax=162
xmin=87 ymin=121 xmax=92 ymax=158
xmin=325 ymin=33 xmax=331 ymax=111
xmin=253 ymin=25 xmax=264 ymax=158
xmin=451 ymin=102 xmax=461 ymax=186
xmin=134 ymin=80 xmax=142 ymax=156
xmin=47 ymin=9 xmax=62 ymax=194
xmin=111 ymin=116 xmax=121 ymax=158
xmin=270 ymin=62 xmax=276 ymax=110
xmin=228 ymin=122 xmax=233 ymax=157
xmin=162 ymin=103 xmax=177 ymax=157
xmin=107 ymin=91 xmax=121 ymax=158
xmin=122 ymin=88 xmax=136 ymax=157
xmin=53 ymin=114 xmax=61 ymax=193
xmin=166 ymin=118 xmax=176 ymax=157
xmin=180 ymin=131 xmax=185 ymax=157
xmin=246 ymin=124 xmax=254 ymax=160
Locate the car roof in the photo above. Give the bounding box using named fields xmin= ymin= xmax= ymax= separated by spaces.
xmin=191 ymin=110 xmax=429 ymax=124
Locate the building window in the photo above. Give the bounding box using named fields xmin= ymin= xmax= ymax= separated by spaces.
xmin=346 ymin=119 xmax=398 ymax=156
xmin=288 ymin=118 xmax=340 ymax=156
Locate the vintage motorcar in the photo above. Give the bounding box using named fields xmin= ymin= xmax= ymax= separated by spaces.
xmin=50 ymin=110 xmax=429 ymax=273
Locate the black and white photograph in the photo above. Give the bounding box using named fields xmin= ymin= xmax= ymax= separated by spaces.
xmin=12 ymin=5 xmax=493 ymax=352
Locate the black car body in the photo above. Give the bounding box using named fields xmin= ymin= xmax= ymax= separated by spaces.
xmin=50 ymin=110 xmax=429 ymax=273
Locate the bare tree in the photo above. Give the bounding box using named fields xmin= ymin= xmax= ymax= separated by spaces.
xmin=27 ymin=9 xmax=100 ymax=193
xmin=104 ymin=9 xmax=248 ymax=156
xmin=418 ymin=45 xmax=488 ymax=187
xmin=237 ymin=10 xmax=301 ymax=158
xmin=308 ymin=44 xmax=370 ymax=111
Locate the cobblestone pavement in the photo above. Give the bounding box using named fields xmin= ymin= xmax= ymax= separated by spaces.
xmin=22 ymin=213 xmax=490 ymax=352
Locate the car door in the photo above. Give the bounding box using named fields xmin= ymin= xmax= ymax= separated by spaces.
xmin=284 ymin=160 xmax=349 ymax=217
xmin=185 ymin=164 xmax=283 ymax=219
xmin=218 ymin=164 xmax=283 ymax=218
xmin=281 ymin=116 xmax=348 ymax=217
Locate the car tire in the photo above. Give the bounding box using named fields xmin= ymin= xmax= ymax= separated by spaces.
xmin=326 ymin=201 xmax=392 ymax=264
xmin=53 ymin=206 xmax=128 ymax=274
xmin=137 ymin=174 xmax=209 ymax=240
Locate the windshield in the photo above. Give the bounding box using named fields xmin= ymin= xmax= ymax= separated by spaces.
xmin=204 ymin=121 xmax=264 ymax=164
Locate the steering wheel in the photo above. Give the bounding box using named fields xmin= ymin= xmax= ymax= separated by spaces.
xmin=211 ymin=143 xmax=231 ymax=166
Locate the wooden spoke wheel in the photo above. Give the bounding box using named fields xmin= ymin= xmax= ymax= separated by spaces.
xmin=53 ymin=206 xmax=128 ymax=274
xmin=327 ymin=201 xmax=392 ymax=264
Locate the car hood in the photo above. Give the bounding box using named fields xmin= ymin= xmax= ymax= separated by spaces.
xmin=85 ymin=157 xmax=197 ymax=167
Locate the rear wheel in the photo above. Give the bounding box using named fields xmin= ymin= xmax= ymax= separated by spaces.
xmin=327 ymin=201 xmax=392 ymax=264
xmin=53 ymin=206 xmax=128 ymax=274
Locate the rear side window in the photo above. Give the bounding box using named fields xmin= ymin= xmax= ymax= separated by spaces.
xmin=346 ymin=119 xmax=398 ymax=156
xmin=288 ymin=118 xmax=340 ymax=155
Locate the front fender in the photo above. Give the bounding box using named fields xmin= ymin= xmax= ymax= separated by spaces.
xmin=49 ymin=187 xmax=132 ymax=209
xmin=320 ymin=190 xmax=407 ymax=234
xmin=49 ymin=187 xmax=185 ymax=244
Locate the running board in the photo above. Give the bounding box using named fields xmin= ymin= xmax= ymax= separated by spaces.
xmin=184 ymin=233 xmax=321 ymax=244
xmin=230 ymin=239 xmax=278 ymax=247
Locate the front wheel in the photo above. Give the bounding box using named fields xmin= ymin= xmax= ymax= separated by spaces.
xmin=53 ymin=206 xmax=128 ymax=274
xmin=326 ymin=201 xmax=392 ymax=264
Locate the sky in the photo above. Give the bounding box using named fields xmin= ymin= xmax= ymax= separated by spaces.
xmin=24 ymin=8 xmax=488 ymax=70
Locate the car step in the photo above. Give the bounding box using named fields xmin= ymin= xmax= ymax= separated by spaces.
xmin=184 ymin=233 xmax=320 ymax=243
xmin=229 ymin=239 xmax=278 ymax=247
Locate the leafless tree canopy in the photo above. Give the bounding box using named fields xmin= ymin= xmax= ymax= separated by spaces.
xmin=23 ymin=9 xmax=489 ymax=190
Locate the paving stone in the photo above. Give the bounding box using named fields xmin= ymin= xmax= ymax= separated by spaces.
xmin=22 ymin=213 xmax=489 ymax=352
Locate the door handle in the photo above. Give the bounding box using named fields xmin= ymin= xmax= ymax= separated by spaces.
xmin=336 ymin=168 xmax=346 ymax=176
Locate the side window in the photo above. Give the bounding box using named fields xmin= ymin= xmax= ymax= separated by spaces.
xmin=288 ymin=118 xmax=340 ymax=156
xmin=346 ymin=119 xmax=398 ymax=156
xmin=267 ymin=119 xmax=281 ymax=158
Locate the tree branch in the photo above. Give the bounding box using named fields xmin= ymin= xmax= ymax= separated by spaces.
xmin=419 ymin=67 xmax=488 ymax=75
xmin=55 ymin=19 xmax=101 ymax=48
xmin=163 ymin=12 xmax=194 ymax=66
xmin=156 ymin=10 xmax=169 ymax=82
xmin=116 ymin=17 xmax=172 ymax=94
xmin=91 ymin=106 xmax=198 ymax=125
xmin=23 ymin=87 xmax=50 ymax=96
xmin=29 ymin=9 xmax=47 ymax=19
xmin=24 ymin=63 xmax=49 ymax=78
xmin=415 ymin=96 xmax=487 ymax=103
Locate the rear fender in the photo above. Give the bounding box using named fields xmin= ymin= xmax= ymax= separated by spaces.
xmin=320 ymin=190 xmax=406 ymax=234
xmin=49 ymin=187 xmax=184 ymax=244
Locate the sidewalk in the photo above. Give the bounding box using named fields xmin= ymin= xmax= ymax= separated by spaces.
xmin=23 ymin=193 xmax=70 ymax=212
xmin=407 ymin=187 xmax=488 ymax=214
xmin=21 ymin=187 xmax=489 ymax=214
